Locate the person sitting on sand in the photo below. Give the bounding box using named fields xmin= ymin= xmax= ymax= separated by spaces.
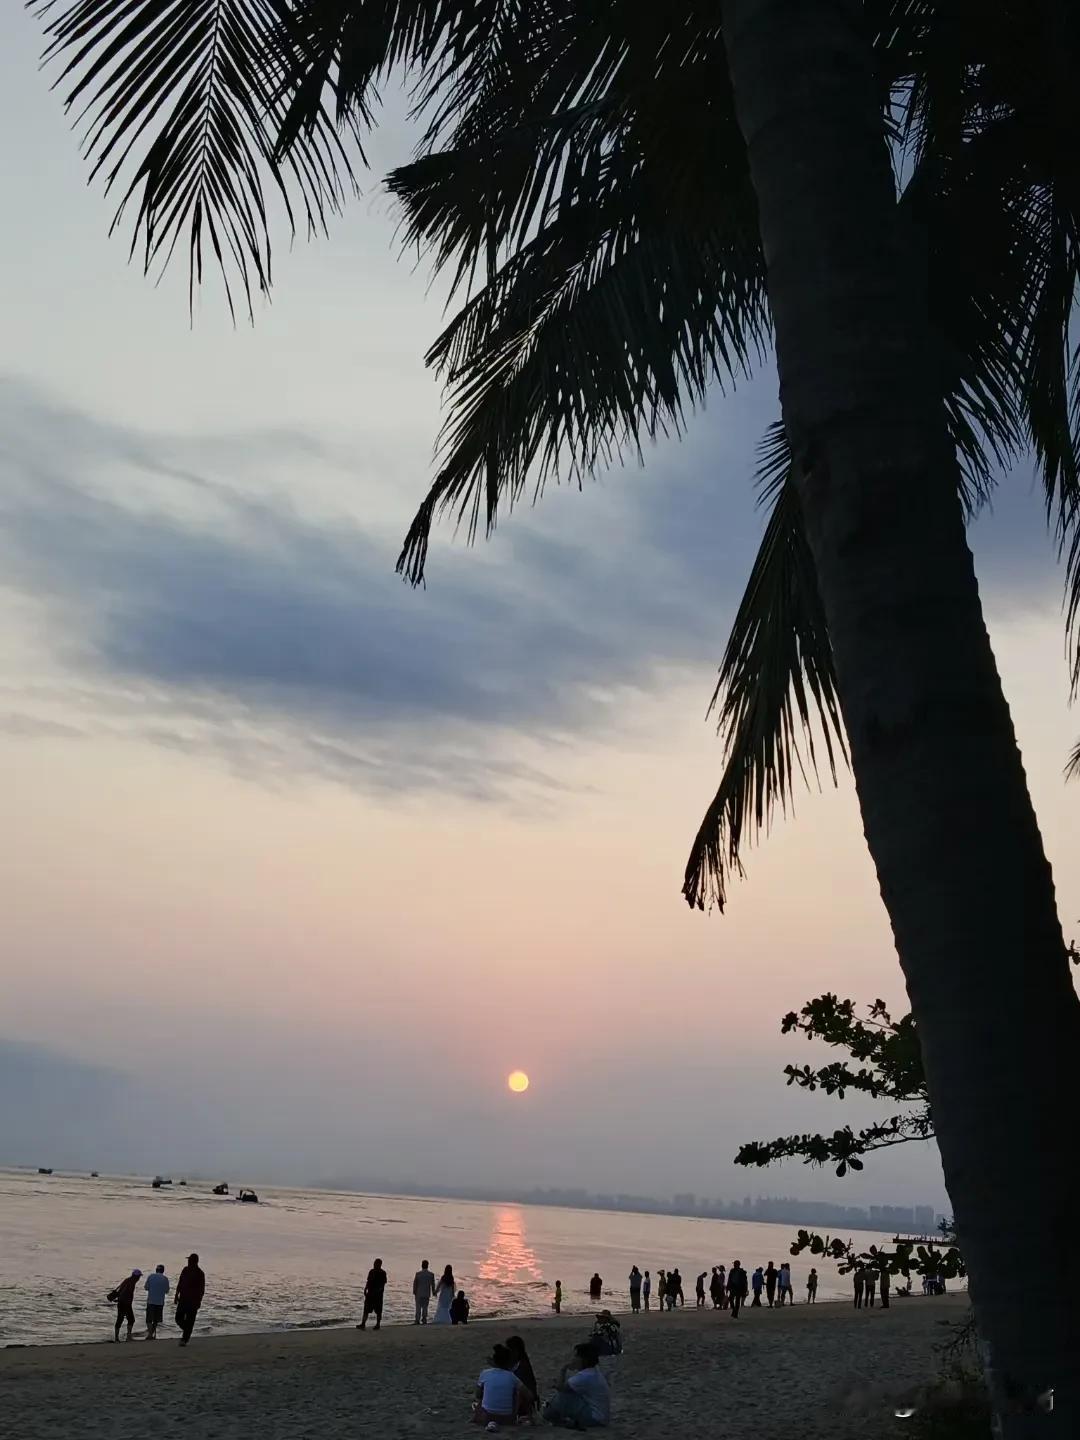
xmin=695 ymin=1271 xmax=707 ymax=1308
xmin=543 ymin=1341 xmax=611 ymax=1429
xmin=473 ymin=1343 xmax=526 ymax=1428
xmin=109 ymin=1269 xmax=141 ymax=1342
xmin=751 ymin=1266 xmax=764 ymax=1307
xmin=175 ymin=1253 xmax=205 ymax=1348
xmin=806 ymin=1268 xmax=818 ymax=1304
xmin=589 ymin=1272 xmax=603 ymax=1302
xmin=359 ymin=1258 xmax=387 ymax=1332
xmin=592 ymin=1310 xmax=622 ymax=1356
xmin=628 ymin=1266 xmax=642 ymax=1313
xmin=144 ymin=1264 xmax=169 ymax=1340
xmin=642 ymin=1270 xmax=651 ymax=1310
xmin=553 ymin=1280 xmax=563 ymax=1314
xmin=451 ymin=1290 xmax=470 ymax=1325
xmin=506 ymin=1334 xmax=538 ymax=1413
xmin=727 ymin=1260 xmax=749 ymax=1318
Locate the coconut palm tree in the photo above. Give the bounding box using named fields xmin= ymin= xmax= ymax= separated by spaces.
xmin=32 ymin=0 xmax=1080 ymax=1425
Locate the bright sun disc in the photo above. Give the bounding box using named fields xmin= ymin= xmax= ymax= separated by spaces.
xmin=507 ymin=1070 xmax=530 ymax=1093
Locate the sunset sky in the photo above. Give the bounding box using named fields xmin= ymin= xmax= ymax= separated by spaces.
xmin=2 ymin=9 xmax=1076 ymax=1209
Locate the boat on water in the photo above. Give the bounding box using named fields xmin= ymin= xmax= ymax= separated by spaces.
xmin=90 ymin=1171 xmax=99 ymax=1178
xmin=37 ymin=1167 xmax=53 ymax=1175
xmin=237 ymin=1188 xmax=259 ymax=1204
xmin=212 ymin=1183 xmax=229 ymax=1196
xmin=178 ymin=1180 xmax=187 ymax=1186
xmin=151 ymin=1176 xmax=173 ymax=1189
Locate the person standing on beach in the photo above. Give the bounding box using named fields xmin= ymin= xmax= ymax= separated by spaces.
xmin=174 ymin=1253 xmax=205 ymax=1347
xmin=553 ymin=1280 xmax=563 ymax=1314
xmin=727 ymin=1261 xmax=748 ymax=1318
xmin=695 ymin=1271 xmax=707 ymax=1307
xmin=109 ymin=1269 xmax=140 ymax=1342
xmin=806 ymin=1268 xmax=818 ymax=1304
xmin=865 ymin=1264 xmax=877 ymax=1308
xmin=359 ymin=1258 xmax=388 ymax=1331
xmin=433 ymin=1265 xmax=455 ymax=1323
xmin=656 ymin=1270 xmax=667 ymax=1311
xmin=144 ymin=1264 xmax=169 ymax=1339
xmin=879 ymin=1261 xmax=891 ymax=1309
xmin=413 ymin=1260 xmax=436 ymax=1325
xmin=777 ymin=1263 xmax=793 ymax=1306
xmin=751 ymin=1266 xmax=764 ymax=1306
xmin=853 ymin=1264 xmax=865 ymax=1309
xmin=589 ymin=1272 xmax=603 ymax=1302
xmin=642 ymin=1271 xmax=651 ymax=1310
xmin=668 ymin=1268 xmax=683 ymax=1309
xmin=628 ymin=1266 xmax=642 ymax=1313
xmin=764 ymin=1261 xmax=778 ymax=1308
xmin=710 ymin=1267 xmax=724 ymax=1309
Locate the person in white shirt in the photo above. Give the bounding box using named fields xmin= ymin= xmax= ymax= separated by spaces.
xmin=143 ymin=1265 xmax=170 ymax=1340
xmin=412 ymin=1260 xmax=437 ymax=1325
xmin=543 ymin=1342 xmax=611 ymax=1428
xmin=472 ymin=1343 xmax=524 ymax=1428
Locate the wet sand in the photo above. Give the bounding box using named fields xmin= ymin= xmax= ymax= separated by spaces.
xmin=1 ymin=1294 xmax=968 ymax=1439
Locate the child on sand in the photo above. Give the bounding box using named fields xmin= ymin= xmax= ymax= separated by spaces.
xmin=552 ymin=1280 xmax=562 ymax=1314
xmin=807 ymin=1268 xmax=818 ymax=1303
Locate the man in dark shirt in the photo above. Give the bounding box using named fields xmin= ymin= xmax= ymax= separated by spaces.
xmin=360 ymin=1258 xmax=388 ymax=1331
xmin=175 ymin=1253 xmax=205 ymax=1347
xmin=764 ymin=1261 xmax=778 ymax=1307
xmin=111 ymin=1269 xmax=141 ymax=1342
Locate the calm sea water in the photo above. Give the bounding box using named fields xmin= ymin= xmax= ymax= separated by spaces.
xmin=0 ymin=1169 xmax=890 ymax=1346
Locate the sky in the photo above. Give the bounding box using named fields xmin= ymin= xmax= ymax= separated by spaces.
xmin=1 ymin=10 xmax=1077 ymax=1209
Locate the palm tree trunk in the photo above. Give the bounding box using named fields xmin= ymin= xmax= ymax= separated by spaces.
xmin=721 ymin=1 xmax=1079 ymax=1430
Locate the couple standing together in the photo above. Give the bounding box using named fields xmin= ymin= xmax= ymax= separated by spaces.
xmin=412 ymin=1259 xmax=457 ymax=1325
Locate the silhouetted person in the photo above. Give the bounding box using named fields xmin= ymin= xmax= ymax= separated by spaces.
xmin=642 ymin=1271 xmax=651 ymax=1310
xmin=451 ymin=1290 xmax=470 ymax=1325
xmin=865 ymin=1265 xmax=877 ymax=1308
xmin=110 ymin=1269 xmax=140 ymax=1342
xmin=777 ymin=1262 xmax=794 ymax=1306
xmin=553 ymin=1280 xmax=563 ymax=1314
xmin=751 ymin=1266 xmax=764 ymax=1306
xmin=175 ymin=1253 xmax=205 ymax=1347
xmin=806 ymin=1268 xmax=818 ymax=1304
xmin=879 ymin=1262 xmax=891 ymax=1309
xmin=144 ymin=1264 xmax=169 ymax=1339
xmin=669 ymin=1268 xmax=684 ymax=1308
xmin=765 ymin=1261 xmax=778 ymax=1307
xmin=359 ymin=1258 xmax=387 ymax=1331
xmin=543 ymin=1341 xmax=611 ymax=1429
xmin=695 ymin=1271 xmax=707 ymax=1307
xmin=657 ymin=1270 xmax=667 ymax=1310
xmin=473 ymin=1343 xmax=525 ymax=1427
xmin=506 ymin=1334 xmax=537 ymax=1413
xmin=710 ymin=1267 xmax=725 ymax=1309
xmin=853 ymin=1265 xmax=865 ymax=1309
xmin=413 ymin=1260 xmax=436 ymax=1325
xmin=589 ymin=1272 xmax=603 ymax=1302
xmin=434 ymin=1265 xmax=456 ymax=1323
xmin=727 ymin=1261 xmax=748 ymax=1318
xmin=629 ymin=1266 xmax=642 ymax=1313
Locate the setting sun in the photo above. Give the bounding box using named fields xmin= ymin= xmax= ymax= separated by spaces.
xmin=507 ymin=1070 xmax=530 ymax=1094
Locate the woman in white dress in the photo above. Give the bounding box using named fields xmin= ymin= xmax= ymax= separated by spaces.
xmin=432 ymin=1265 xmax=455 ymax=1324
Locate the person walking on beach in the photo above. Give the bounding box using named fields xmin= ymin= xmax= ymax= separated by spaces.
xmin=642 ymin=1271 xmax=651 ymax=1310
xmin=629 ymin=1266 xmax=642 ymax=1313
xmin=174 ymin=1253 xmax=205 ymax=1347
xmin=695 ymin=1271 xmax=707 ymax=1308
xmin=853 ymin=1264 xmax=865 ymax=1309
xmin=806 ymin=1268 xmax=818 ymax=1304
xmin=109 ymin=1269 xmax=140 ymax=1342
xmin=589 ymin=1272 xmax=603 ymax=1302
xmin=144 ymin=1264 xmax=169 ymax=1340
xmin=359 ymin=1258 xmax=387 ymax=1331
xmin=764 ymin=1261 xmax=778 ymax=1308
xmin=709 ymin=1267 xmax=724 ymax=1309
xmin=413 ymin=1260 xmax=436 ymax=1325
xmin=553 ymin=1280 xmax=563 ymax=1314
xmin=433 ymin=1265 xmax=455 ymax=1324
xmin=727 ymin=1261 xmax=748 ymax=1319
xmin=751 ymin=1266 xmax=764 ymax=1307
xmin=865 ymin=1264 xmax=877 ymax=1308
xmin=777 ymin=1262 xmax=794 ymax=1307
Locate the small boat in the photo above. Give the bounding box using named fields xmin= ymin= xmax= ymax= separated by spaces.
xmin=178 ymin=1180 xmax=187 ymax=1186
xmin=237 ymin=1188 xmax=259 ymax=1204
xmin=37 ymin=1167 xmax=53 ymax=1175
xmin=151 ymin=1176 xmax=173 ymax=1189
xmin=212 ymin=1183 xmax=229 ymax=1196
xmin=90 ymin=1171 xmax=99 ymax=1178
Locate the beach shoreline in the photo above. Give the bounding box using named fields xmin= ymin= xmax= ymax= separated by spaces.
xmin=2 ymin=1294 xmax=969 ymax=1439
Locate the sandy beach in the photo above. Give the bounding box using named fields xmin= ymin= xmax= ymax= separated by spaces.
xmin=2 ymin=1295 xmax=968 ymax=1439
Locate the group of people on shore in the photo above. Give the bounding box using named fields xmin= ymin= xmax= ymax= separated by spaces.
xmin=107 ymin=1253 xmax=206 ymax=1345
xmin=358 ymin=1259 xmax=471 ymax=1331
xmin=611 ymin=1260 xmax=816 ymax=1316
xmin=474 ymin=1322 xmax=613 ymax=1429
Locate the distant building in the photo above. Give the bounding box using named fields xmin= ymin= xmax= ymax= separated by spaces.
xmin=913 ymin=1205 xmax=936 ymax=1233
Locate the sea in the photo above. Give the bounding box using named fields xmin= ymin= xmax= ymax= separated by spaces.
xmin=0 ymin=1169 xmax=894 ymax=1347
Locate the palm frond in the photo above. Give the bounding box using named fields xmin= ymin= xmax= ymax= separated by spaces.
xmin=682 ymin=425 xmax=846 ymax=912
xmin=36 ymin=0 xmax=357 ymax=317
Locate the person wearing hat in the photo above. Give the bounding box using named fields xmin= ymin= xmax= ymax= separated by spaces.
xmin=109 ymin=1269 xmax=141 ymax=1342
xmin=174 ymin=1253 xmax=206 ymax=1347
